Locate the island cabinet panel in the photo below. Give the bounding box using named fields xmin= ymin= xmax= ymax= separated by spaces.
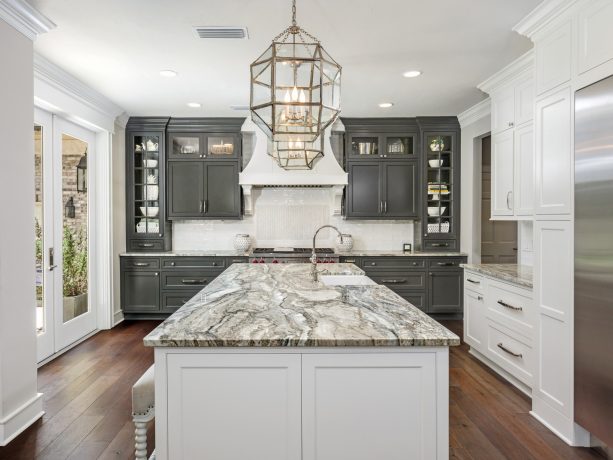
xmin=165 ymin=353 xmax=302 ymax=460
xmin=301 ymin=353 xmax=441 ymax=460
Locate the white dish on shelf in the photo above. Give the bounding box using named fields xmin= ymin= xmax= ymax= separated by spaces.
xmin=144 ymin=185 xmax=159 ymax=201
xmin=143 ymin=159 xmax=158 ymax=168
xmin=428 ymin=159 xmax=443 ymax=168
xmin=140 ymin=206 xmax=159 ymax=217
xmin=427 ymin=206 xmax=447 ymax=216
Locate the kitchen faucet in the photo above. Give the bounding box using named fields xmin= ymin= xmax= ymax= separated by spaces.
xmin=311 ymin=225 xmax=343 ymax=281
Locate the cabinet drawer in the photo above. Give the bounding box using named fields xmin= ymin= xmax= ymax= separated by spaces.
xmin=161 ymin=291 xmax=201 ymax=313
xmin=486 ymin=320 xmax=534 ymax=386
xmin=369 ymin=272 xmax=426 ymax=290
xmin=428 ymin=258 xmax=463 ymax=270
xmin=122 ymin=257 xmax=160 ymax=270
xmin=161 ymin=271 xmax=217 ymax=290
xmin=362 ymin=257 xmax=425 ymax=270
xmin=129 ymin=239 xmax=165 ymax=251
xmin=464 ymin=271 xmax=485 ymax=294
xmin=423 ymin=240 xmax=457 ymax=251
xmin=487 ymin=280 xmax=533 ymax=339
xmin=162 ymin=257 xmax=225 ymax=269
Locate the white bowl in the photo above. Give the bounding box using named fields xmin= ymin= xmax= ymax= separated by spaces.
xmin=140 ymin=206 xmax=159 ymax=217
xmin=428 ymin=159 xmax=443 ymax=168
xmin=143 ymin=159 xmax=158 ymax=168
xmin=427 ymin=206 xmax=447 ymax=216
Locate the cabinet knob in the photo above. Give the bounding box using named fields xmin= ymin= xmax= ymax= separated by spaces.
xmin=154 ymin=272 xmax=158 ymax=276
xmin=478 ymin=295 xmax=483 ymax=301
xmin=159 ymin=233 xmax=162 ymax=237
xmin=171 ymin=262 xmax=176 ymax=266
xmin=370 ymin=262 xmax=376 ymax=266
xmin=508 ymin=121 xmax=514 ymax=128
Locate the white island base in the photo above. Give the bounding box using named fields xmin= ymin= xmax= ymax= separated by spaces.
xmin=153 ymin=346 xmax=450 ymax=460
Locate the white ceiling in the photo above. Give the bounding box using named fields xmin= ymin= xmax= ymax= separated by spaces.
xmin=31 ymin=0 xmax=540 ymax=118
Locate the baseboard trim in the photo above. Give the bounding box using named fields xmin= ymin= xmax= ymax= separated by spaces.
xmin=0 ymin=393 xmax=44 ymax=446
xmin=113 ymin=310 xmax=125 ymax=327
xmin=468 ymin=347 xmax=532 ymax=397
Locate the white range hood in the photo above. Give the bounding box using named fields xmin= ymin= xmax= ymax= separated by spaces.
xmin=239 ymin=117 xmax=348 ymax=215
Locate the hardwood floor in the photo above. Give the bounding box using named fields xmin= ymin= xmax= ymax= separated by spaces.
xmin=0 ymin=320 xmax=606 ymax=459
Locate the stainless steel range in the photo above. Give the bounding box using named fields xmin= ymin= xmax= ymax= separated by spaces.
xmin=249 ymin=247 xmax=339 ymax=264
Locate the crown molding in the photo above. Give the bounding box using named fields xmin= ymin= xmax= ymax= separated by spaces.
xmin=478 ymin=49 xmax=534 ymax=94
xmin=0 ymin=0 xmax=54 ymax=41
xmin=34 ymin=52 xmax=124 ymax=121
xmin=457 ymin=98 xmax=491 ymax=128
xmin=115 ymin=112 xmax=130 ymax=128
xmin=513 ymin=0 xmax=579 ymax=39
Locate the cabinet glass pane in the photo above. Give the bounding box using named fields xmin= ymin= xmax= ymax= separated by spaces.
xmin=386 ymin=137 xmax=413 ymax=155
xmin=207 ymin=137 xmax=235 ymax=156
xmin=351 ymin=137 xmax=378 ymax=156
xmin=426 ymin=134 xmax=453 ymax=235
xmin=171 ymin=136 xmax=199 ymax=156
xmin=133 ymin=135 xmax=161 ymax=234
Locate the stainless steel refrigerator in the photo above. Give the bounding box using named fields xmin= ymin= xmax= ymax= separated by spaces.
xmin=575 ymin=74 xmax=613 ymax=447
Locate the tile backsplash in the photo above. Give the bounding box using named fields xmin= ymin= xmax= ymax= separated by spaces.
xmin=173 ymin=188 xmax=414 ymax=251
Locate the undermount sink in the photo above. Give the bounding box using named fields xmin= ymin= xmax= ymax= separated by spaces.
xmin=319 ymin=275 xmax=377 ymax=286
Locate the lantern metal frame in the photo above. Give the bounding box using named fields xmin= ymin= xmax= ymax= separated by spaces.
xmin=269 ymin=136 xmax=324 ymax=170
xmin=249 ymin=0 xmax=341 ymax=145
xmin=76 ymin=148 xmax=87 ymax=193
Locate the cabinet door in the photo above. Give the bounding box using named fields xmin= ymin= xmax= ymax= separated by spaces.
xmin=514 ymin=124 xmax=534 ymax=216
xmin=515 ymin=78 xmax=535 ymax=126
xmin=168 ymin=161 xmax=204 ymax=219
xmin=492 ymin=86 xmax=515 ymax=133
xmin=204 ymin=162 xmax=240 ymax=218
xmin=168 ymin=133 xmax=203 ymax=159
xmin=428 ymin=270 xmax=463 ymax=314
xmin=205 ymin=133 xmax=240 ymax=160
xmin=536 ymin=20 xmax=572 ymax=95
xmin=534 ymin=87 xmax=572 ymax=215
xmin=346 ymin=162 xmax=382 ymax=218
xmin=346 ymin=133 xmax=381 ymax=160
xmin=491 ymin=130 xmax=515 ymax=217
xmin=577 ymin=0 xmax=613 ymax=74
xmin=122 ymin=271 xmax=160 ymax=312
xmin=464 ymin=289 xmax=485 ymax=348
xmin=382 ymin=161 xmax=418 ymax=218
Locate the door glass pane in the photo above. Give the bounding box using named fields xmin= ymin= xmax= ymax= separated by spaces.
xmin=171 ymin=135 xmax=199 ymax=156
xmin=34 ymin=125 xmax=45 ymax=333
xmin=426 ymin=135 xmax=453 ymax=234
xmin=133 ymin=135 xmax=160 ymax=234
xmin=386 ymin=136 xmax=413 ymax=155
xmin=62 ymin=134 xmax=89 ymax=323
xmin=207 ymin=136 xmax=235 ymax=156
xmin=351 ymin=137 xmax=378 ymax=156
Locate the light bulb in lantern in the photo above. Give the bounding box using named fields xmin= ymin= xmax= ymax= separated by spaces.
xmin=299 ymin=90 xmax=306 ymax=118
xmin=291 ymin=86 xmax=299 ymax=101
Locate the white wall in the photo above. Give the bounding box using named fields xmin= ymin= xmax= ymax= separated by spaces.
xmin=460 ymin=114 xmax=491 ymax=263
xmin=111 ymin=122 xmax=126 ymax=324
xmin=173 ymin=188 xmax=414 ymax=251
xmin=0 ymin=19 xmax=43 ymax=444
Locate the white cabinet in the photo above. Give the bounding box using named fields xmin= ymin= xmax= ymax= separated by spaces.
xmin=491 ymin=130 xmax=515 ymax=217
xmin=577 ymin=0 xmax=613 ymax=74
xmin=535 ymin=20 xmax=572 ymax=95
xmin=463 ymin=269 xmax=534 ymax=393
xmin=514 ymin=124 xmax=534 ymax=216
xmin=492 ymin=86 xmax=516 ymax=134
xmin=491 ymin=75 xmax=534 ymax=134
xmin=534 ymin=87 xmax=572 ymax=215
xmin=515 ymin=78 xmax=535 ymax=126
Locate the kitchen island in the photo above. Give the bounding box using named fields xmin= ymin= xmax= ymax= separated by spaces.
xmin=144 ymin=263 xmax=459 ymax=460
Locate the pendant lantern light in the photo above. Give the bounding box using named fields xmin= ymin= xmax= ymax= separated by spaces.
xmin=249 ymin=0 xmax=342 ymax=154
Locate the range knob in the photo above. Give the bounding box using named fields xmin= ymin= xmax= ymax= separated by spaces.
xmin=251 ymin=259 xmax=259 ymax=264
xmin=272 ymin=259 xmax=279 ymax=264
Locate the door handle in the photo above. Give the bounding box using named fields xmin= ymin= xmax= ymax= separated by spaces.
xmin=497 ymin=299 xmax=523 ymax=311
xmin=203 ymin=200 xmax=207 ymax=214
xmin=506 ymin=191 xmax=513 ymax=210
xmin=384 ymin=201 xmax=387 ymax=213
xmin=497 ymin=342 xmax=522 ymax=358
xmin=200 ymin=200 xmax=204 ymax=213
xmin=48 ymin=247 xmax=55 ymax=270
xmin=133 ymin=262 xmax=150 ymax=267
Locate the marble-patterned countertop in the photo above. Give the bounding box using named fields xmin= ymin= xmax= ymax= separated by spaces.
xmin=336 ymin=250 xmax=467 ymax=257
xmin=120 ymin=250 xmax=249 ymax=257
xmin=461 ymin=264 xmax=533 ymax=289
xmin=144 ymin=263 xmax=459 ymax=348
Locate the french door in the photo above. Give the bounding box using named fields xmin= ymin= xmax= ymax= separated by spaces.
xmin=35 ymin=108 xmax=97 ymax=362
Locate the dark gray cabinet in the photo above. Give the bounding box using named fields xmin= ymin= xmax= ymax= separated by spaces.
xmin=343 ymin=255 xmax=467 ymax=318
xmin=168 ymin=161 xmax=205 ymax=218
xmin=383 ymin=161 xmax=418 ymax=217
xmin=121 ymin=270 xmax=160 ymax=312
xmin=346 ymin=162 xmax=381 ymax=217
xmin=205 ymin=162 xmax=240 ymax=217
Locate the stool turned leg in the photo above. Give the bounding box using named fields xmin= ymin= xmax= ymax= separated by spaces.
xmin=134 ymin=419 xmax=148 ymax=460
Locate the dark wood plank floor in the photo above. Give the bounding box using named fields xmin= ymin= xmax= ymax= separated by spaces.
xmin=0 ymin=320 xmax=606 ymax=459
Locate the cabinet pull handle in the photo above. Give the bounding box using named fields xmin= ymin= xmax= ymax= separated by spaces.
xmin=431 ymin=243 xmax=449 ymax=248
xmin=497 ymin=342 xmax=522 ymax=358
xmin=344 ymin=259 xmax=356 ymax=263
xmin=467 ymin=278 xmax=480 ymax=284
xmin=181 ymin=299 xmax=189 ymax=304
xmin=384 ymin=201 xmax=387 ymax=213
xmin=379 ymin=201 xmax=383 ymax=213
xmin=506 ymin=191 xmax=513 ymax=210
xmin=200 ymin=200 xmax=204 ymax=213
xmin=437 ymin=262 xmax=455 ymax=266
xmin=181 ymin=279 xmax=207 ymax=285
xmin=381 ymin=279 xmax=407 ymax=284
xmin=497 ymin=299 xmax=522 ymax=311
xmin=203 ymin=200 xmax=207 ymax=214
xmin=139 ymin=243 xmax=154 ymax=248
xmin=370 ymin=262 xmax=376 ymax=266
xmin=133 ymin=262 xmax=149 ymax=267
xmin=230 ymin=259 xmax=244 ymax=263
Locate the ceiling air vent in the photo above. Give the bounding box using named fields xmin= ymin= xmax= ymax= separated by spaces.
xmin=194 ymin=26 xmax=248 ymax=39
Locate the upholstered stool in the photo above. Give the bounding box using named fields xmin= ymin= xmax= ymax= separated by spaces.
xmin=132 ymin=364 xmax=155 ymax=460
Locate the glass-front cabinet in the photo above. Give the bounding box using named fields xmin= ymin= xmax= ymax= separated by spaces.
xmin=168 ymin=132 xmax=240 ymax=160
xmin=347 ymin=132 xmax=415 ymax=159
xmin=126 ymin=118 xmax=172 ymax=251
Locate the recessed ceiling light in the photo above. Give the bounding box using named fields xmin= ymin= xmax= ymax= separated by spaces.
xmin=379 ymin=102 xmax=394 ymax=108
xmin=159 ymin=70 xmax=177 ymax=78
xmin=187 ymin=102 xmax=201 ymax=108
xmin=403 ymin=70 xmax=422 ymax=78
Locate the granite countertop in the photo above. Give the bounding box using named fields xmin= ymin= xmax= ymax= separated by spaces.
xmin=144 ymin=263 xmax=459 ymax=348
xmin=461 ymin=264 xmax=533 ymax=289
xmin=336 ymin=250 xmax=467 ymax=257
xmin=120 ymin=250 xmax=250 ymax=257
